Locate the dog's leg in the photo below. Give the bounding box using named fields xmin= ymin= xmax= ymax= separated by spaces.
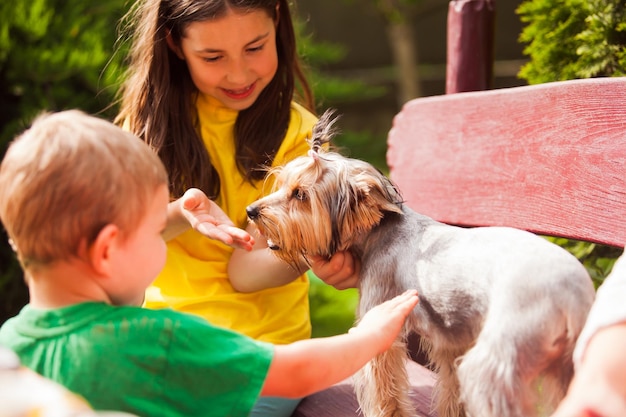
xmin=354 ymin=281 xmax=416 ymax=417
xmin=457 ymin=338 xmax=533 ymax=417
xmin=428 ymin=346 xmax=465 ymax=417
xmin=534 ymin=340 xmax=575 ymax=416
xmin=354 ymin=338 xmax=416 ymax=417
xmin=456 ymin=308 xmax=578 ymax=417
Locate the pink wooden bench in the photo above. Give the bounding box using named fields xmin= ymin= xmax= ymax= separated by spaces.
xmin=293 ymin=77 xmax=626 ymax=416
xmin=388 ymin=77 xmax=626 ymax=247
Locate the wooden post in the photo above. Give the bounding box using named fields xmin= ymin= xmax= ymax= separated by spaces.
xmin=446 ymin=0 xmax=495 ymax=94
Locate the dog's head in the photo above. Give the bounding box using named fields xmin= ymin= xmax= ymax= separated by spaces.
xmin=246 ymin=110 xmax=403 ymax=270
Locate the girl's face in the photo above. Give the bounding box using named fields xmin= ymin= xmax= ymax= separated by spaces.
xmin=173 ymin=9 xmax=279 ymax=111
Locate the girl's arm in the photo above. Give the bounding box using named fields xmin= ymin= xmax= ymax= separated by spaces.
xmin=228 ymin=227 xmax=361 ymax=292
xmin=228 ymin=223 xmax=304 ymax=292
xmin=260 ymin=289 xmax=419 ymax=398
xmin=162 ymin=188 xmax=253 ymax=250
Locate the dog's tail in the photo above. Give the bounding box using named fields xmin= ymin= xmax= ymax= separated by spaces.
xmin=309 ymin=109 xmax=340 ymax=155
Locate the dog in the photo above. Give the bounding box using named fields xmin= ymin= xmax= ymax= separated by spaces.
xmin=246 ymin=110 xmax=596 ymax=417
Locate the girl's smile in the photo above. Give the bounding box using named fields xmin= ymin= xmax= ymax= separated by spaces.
xmin=171 ymin=9 xmax=278 ymax=111
xmin=221 ymin=81 xmax=257 ymax=100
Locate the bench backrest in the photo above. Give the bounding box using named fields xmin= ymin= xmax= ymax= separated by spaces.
xmin=387 ymin=77 xmax=626 ymax=248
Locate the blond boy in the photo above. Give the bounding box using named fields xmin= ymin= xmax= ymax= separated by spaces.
xmin=0 ymin=110 xmax=418 ymax=417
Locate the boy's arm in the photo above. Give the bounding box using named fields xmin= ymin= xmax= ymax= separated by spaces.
xmin=260 ymin=290 xmax=419 ymax=398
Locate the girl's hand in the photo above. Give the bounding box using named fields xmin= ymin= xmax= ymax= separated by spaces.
xmin=177 ymin=188 xmax=254 ymax=251
xmin=309 ymin=251 xmax=360 ymax=289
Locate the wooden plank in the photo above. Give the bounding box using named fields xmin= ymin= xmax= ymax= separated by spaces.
xmin=388 ymin=77 xmax=626 ymax=247
xmin=292 ymin=360 xmax=437 ymax=417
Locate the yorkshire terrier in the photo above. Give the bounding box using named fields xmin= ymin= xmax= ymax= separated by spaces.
xmin=246 ymin=110 xmax=596 ymax=417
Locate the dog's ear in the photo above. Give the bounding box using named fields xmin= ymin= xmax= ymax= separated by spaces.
xmin=354 ymin=165 xmax=403 ymax=215
xmin=327 ymin=166 xmax=403 ymax=251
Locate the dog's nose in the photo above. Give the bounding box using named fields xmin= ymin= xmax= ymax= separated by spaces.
xmin=246 ymin=205 xmax=259 ymax=220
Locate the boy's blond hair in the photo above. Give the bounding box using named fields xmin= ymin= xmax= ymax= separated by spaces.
xmin=0 ymin=110 xmax=168 ymax=270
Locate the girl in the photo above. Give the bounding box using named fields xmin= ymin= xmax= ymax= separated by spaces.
xmin=115 ymin=1 xmax=358 ymax=415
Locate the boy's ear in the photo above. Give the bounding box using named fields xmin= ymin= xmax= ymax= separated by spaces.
xmin=88 ymin=224 xmax=119 ymax=276
xmin=165 ymin=30 xmax=185 ymax=60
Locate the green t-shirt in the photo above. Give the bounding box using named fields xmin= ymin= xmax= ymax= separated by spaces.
xmin=0 ymin=302 xmax=274 ymax=417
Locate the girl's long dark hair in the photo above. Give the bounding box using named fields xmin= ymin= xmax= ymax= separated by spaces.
xmin=115 ymin=0 xmax=314 ymax=199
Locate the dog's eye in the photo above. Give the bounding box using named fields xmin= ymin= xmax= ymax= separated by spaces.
xmin=292 ymin=188 xmax=307 ymax=201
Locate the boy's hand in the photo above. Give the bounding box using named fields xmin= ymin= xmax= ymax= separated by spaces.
xmin=350 ymin=289 xmax=419 ymax=353
xmin=181 ymin=188 xmax=254 ymax=251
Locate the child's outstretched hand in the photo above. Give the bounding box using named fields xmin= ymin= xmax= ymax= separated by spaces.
xmin=179 ymin=188 xmax=254 ymax=251
xmin=350 ymin=289 xmax=419 ymax=353
xmin=262 ymin=289 xmax=418 ymax=398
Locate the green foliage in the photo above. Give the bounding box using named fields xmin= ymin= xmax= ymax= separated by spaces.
xmin=517 ymin=0 xmax=626 ymax=83
xmin=308 ymin=272 xmax=359 ymax=337
xmin=0 ymin=0 xmax=127 ymax=148
xmin=310 ymin=73 xmax=387 ymax=106
xmin=575 ymin=0 xmax=626 ymax=77
xmin=296 ymin=20 xmax=387 ymax=108
xmin=544 ymin=237 xmax=623 ymax=288
xmin=333 ymin=130 xmax=389 ymax=172
xmin=0 ymin=0 xmax=128 ymax=324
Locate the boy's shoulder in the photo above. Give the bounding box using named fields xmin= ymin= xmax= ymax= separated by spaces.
xmin=1 ymin=302 xmax=272 ymax=370
xmin=1 ymin=302 xmax=270 ymax=358
xmin=0 ymin=303 xmax=210 ymax=341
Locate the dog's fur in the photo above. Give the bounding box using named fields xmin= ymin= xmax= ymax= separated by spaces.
xmin=246 ymin=111 xmax=596 ymax=417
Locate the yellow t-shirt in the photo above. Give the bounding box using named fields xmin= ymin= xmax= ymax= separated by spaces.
xmin=144 ymin=94 xmax=318 ymax=344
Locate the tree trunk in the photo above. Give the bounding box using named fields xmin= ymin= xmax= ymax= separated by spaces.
xmin=385 ymin=20 xmax=422 ymax=107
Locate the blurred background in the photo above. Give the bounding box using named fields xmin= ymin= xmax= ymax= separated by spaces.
xmin=1 ymin=0 xmax=624 ymax=335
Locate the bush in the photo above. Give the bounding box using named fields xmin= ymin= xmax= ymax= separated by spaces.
xmin=307 ymin=272 xmax=359 ymax=337
xmin=517 ymin=0 xmax=626 ymax=83
xmin=0 ymin=0 xmax=127 ymax=324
